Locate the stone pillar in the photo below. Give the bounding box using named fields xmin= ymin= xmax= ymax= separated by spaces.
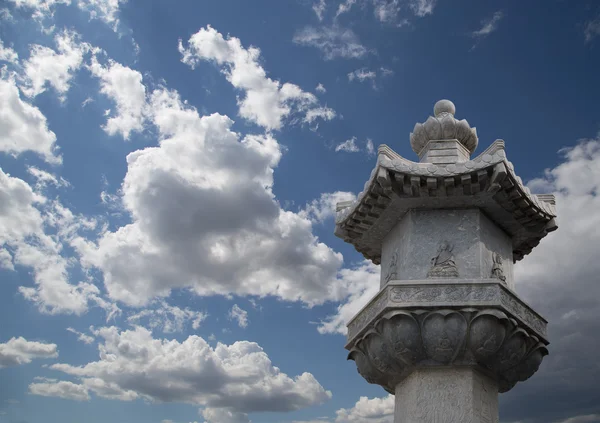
xmin=394 ymin=367 xmax=498 ymax=423
xmin=335 ymin=100 xmax=558 ymax=423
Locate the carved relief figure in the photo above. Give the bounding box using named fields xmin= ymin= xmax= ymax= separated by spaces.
xmin=384 ymin=248 xmax=399 ymax=283
xmin=491 ymin=253 xmax=506 ymax=282
xmin=427 ymin=242 xmax=459 ymax=277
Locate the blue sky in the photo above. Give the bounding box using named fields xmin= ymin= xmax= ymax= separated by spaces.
xmin=1 ymin=1 xmax=600 ymax=423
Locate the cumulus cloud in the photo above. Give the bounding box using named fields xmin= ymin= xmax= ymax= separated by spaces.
xmin=317 ymin=261 xmax=379 ymax=335
xmin=499 ymin=137 xmax=600 ymax=423
xmin=316 ymin=83 xmax=326 ymax=94
xmin=179 ymin=26 xmax=335 ymax=130
xmin=75 ymin=85 xmax=349 ymax=308
xmin=293 ymin=25 xmax=368 ymax=60
xmin=228 ymin=304 xmax=249 ymax=328
xmin=300 ymin=191 xmax=356 ymax=224
xmin=0 ymin=39 xmax=18 ymax=64
xmin=335 ymin=137 xmax=360 ymax=153
xmin=88 ymin=56 xmax=147 ymax=139
xmin=127 ymin=301 xmax=208 ymax=333
xmin=46 ymin=326 xmax=332 ymax=414
xmin=0 ymin=168 xmax=111 ymax=315
xmin=0 ymin=337 xmax=58 ymax=367
xmin=29 ymin=378 xmax=90 ymax=401
xmin=335 ymin=395 xmax=394 ymax=423
xmin=0 ymin=77 xmax=61 ymax=164
xmin=21 ymin=30 xmax=92 ymax=100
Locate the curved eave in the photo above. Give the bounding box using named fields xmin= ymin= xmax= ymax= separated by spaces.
xmin=334 ymin=140 xmax=558 ymax=264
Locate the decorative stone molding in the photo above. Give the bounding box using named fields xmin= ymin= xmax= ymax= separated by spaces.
xmin=347 ymin=305 xmax=548 ymax=394
xmin=346 ymin=281 xmax=548 ymax=347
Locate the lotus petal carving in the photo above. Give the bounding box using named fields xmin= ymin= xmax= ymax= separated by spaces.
xmin=347 ymin=307 xmax=548 ymax=394
xmin=409 ymin=105 xmax=479 ymax=155
xmin=469 ymin=310 xmax=509 ymax=362
xmin=377 ymin=311 xmax=422 ymax=366
xmin=421 ymin=310 xmax=467 ymax=364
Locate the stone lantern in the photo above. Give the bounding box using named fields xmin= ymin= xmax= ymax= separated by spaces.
xmin=334 ymin=100 xmax=558 ymax=423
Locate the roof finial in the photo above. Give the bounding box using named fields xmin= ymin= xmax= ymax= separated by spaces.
xmin=434 ymin=99 xmax=455 ymax=117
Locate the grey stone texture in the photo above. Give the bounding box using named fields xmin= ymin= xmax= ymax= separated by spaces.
xmin=336 ymin=100 xmax=556 ymax=422
xmin=334 ymin=139 xmax=557 ymax=265
xmin=394 ymin=367 xmax=499 ymax=423
xmin=381 ymin=209 xmax=514 ymax=290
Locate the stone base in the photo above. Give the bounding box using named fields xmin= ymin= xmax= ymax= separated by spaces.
xmin=394 ymin=367 xmax=498 ymax=423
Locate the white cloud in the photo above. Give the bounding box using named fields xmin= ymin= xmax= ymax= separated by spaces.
xmin=27 ymin=166 xmax=70 ymax=190
xmin=127 ymin=301 xmax=208 ymax=333
xmin=300 ymin=191 xmax=356 ymax=224
xmin=29 ymin=379 xmax=90 ymax=401
xmin=0 ymin=77 xmax=61 ymax=164
xmin=0 ymin=169 xmax=109 ymax=315
xmin=317 ymin=261 xmax=379 ymax=334
xmin=408 ymin=0 xmax=435 ymax=17
xmin=202 ymin=407 xmax=249 ymax=423
xmin=293 ymin=25 xmax=368 ymax=60
xmin=21 ymin=30 xmax=91 ymax=100
xmin=7 ymin=0 xmax=126 ymax=32
xmin=554 ymin=415 xmax=600 ymax=423
xmin=76 ymin=0 xmax=127 ymax=31
xmin=0 ymin=39 xmax=18 ymax=64
xmin=471 ymin=11 xmax=504 ymax=39
xmin=312 ymin=0 xmax=326 ymax=21
xmin=88 ymin=56 xmax=147 ymax=139
xmin=228 ymin=304 xmax=249 ymax=328
xmin=66 ymin=327 xmax=95 ymax=344
xmin=335 ymin=137 xmax=360 ymax=153
xmin=179 ymin=26 xmax=335 ymax=131
xmin=48 ymin=326 xmax=332 ymax=413
xmin=372 ymin=0 xmax=400 ymax=23
xmin=366 ymin=138 xmax=375 ymax=155
xmin=347 ymin=68 xmax=376 ymax=83
xmin=335 ymin=395 xmax=394 ymax=423
xmin=379 ymin=67 xmax=394 ymax=77
xmin=335 ymin=0 xmax=435 ymax=22
xmin=0 ymin=337 xmax=58 ymax=367
xmin=76 ymin=85 xmax=347 ymax=308
xmin=584 ymin=16 xmax=600 ymax=43
xmin=316 ymin=83 xmax=326 ymax=94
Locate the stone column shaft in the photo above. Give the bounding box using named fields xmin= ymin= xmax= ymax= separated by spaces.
xmin=394 ymin=367 xmax=498 ymax=423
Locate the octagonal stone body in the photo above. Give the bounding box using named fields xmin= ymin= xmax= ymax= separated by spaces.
xmin=381 ymin=208 xmax=514 ymax=290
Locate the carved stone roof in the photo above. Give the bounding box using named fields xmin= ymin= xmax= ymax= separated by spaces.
xmin=334 ymin=140 xmax=558 ymax=264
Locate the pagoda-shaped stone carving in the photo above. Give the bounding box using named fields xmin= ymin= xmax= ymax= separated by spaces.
xmin=335 ymin=100 xmax=557 ymax=423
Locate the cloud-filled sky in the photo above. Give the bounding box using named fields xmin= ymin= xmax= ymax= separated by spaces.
xmin=1 ymin=1 xmax=599 ymax=422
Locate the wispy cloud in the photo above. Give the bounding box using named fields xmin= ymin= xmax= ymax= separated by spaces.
xmin=347 ymin=67 xmax=394 ymax=89
xmin=293 ymin=25 xmax=369 ymax=60
xmin=470 ymin=11 xmax=504 ymax=50
xmin=335 ymin=137 xmax=360 ymax=153
xmin=584 ymin=16 xmax=600 ymax=43
xmin=313 ymin=0 xmax=327 ymax=21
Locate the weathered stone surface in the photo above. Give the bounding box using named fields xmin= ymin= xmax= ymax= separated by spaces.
xmin=380 ymin=209 xmax=514 ymax=289
xmin=346 ymin=290 xmax=548 ymax=394
xmin=394 ymin=367 xmax=499 ymax=423
xmin=334 ymin=138 xmax=557 ymax=264
xmin=347 ymin=280 xmax=548 ymax=344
